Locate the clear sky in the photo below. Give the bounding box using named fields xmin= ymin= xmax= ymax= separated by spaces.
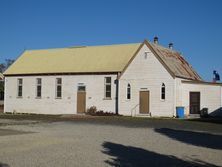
xmin=0 ymin=0 xmax=222 ymax=81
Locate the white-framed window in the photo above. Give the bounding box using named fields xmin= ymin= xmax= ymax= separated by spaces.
xmin=127 ymin=84 xmax=131 ymax=100
xmin=17 ymin=78 xmax=23 ymax=97
xmin=104 ymin=77 xmax=111 ymax=98
xmin=56 ymin=78 xmax=62 ymax=98
xmin=161 ymin=83 xmax=166 ymax=100
xmin=36 ymin=78 xmax=42 ymax=98
xmin=77 ymin=83 xmax=86 ymax=92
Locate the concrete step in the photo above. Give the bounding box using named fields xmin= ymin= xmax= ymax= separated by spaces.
xmin=187 ymin=114 xmax=200 ymax=119
xmin=134 ymin=114 xmax=151 ymax=117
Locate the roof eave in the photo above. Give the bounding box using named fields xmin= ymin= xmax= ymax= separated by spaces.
xmin=175 ymin=75 xmax=202 ymax=81
xmin=182 ymin=80 xmax=222 ymax=86
xmin=4 ymin=71 xmax=120 ymax=77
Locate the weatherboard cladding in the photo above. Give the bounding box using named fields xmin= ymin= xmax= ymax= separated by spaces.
xmin=4 ymin=40 xmax=201 ymax=81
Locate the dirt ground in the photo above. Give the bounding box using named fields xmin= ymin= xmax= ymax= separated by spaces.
xmin=0 ymin=114 xmax=221 ymax=167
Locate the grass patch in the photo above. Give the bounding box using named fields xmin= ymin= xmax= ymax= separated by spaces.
xmin=0 ymin=113 xmax=62 ymax=121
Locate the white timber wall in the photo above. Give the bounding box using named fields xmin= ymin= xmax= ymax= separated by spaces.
xmin=119 ymin=44 xmax=175 ymax=117
xmin=175 ymin=78 xmax=183 ymax=107
xmin=4 ymin=75 xmax=117 ymax=114
xmin=181 ymin=82 xmax=222 ymax=116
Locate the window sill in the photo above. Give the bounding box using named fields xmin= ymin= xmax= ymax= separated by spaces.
xmin=35 ymin=97 xmax=42 ymax=99
xmin=55 ymin=97 xmax=62 ymax=99
xmin=16 ymin=97 xmax=23 ymax=99
xmin=103 ymin=97 xmax=112 ymax=100
xmin=160 ymin=99 xmax=166 ymax=102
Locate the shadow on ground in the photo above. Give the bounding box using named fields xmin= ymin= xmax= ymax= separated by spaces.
xmin=186 ymin=118 xmax=222 ymax=124
xmin=0 ymin=129 xmax=34 ymax=136
xmin=0 ymin=162 xmax=10 ymax=167
xmin=155 ymin=128 xmax=222 ymax=150
xmin=1 ymin=114 xmax=222 ymax=134
xmin=102 ymin=142 xmax=219 ymax=167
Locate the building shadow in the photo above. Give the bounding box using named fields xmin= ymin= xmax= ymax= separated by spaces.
xmin=102 ymin=141 xmax=219 ymax=167
xmin=0 ymin=162 xmax=10 ymax=167
xmin=209 ymin=107 xmax=222 ymax=117
xmin=186 ymin=117 xmax=222 ymax=124
xmin=155 ymin=128 xmax=222 ymax=150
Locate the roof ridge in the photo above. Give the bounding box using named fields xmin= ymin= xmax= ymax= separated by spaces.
xmin=25 ymin=42 xmax=142 ymax=52
xmin=150 ymin=42 xmax=180 ymax=54
xmin=85 ymin=42 xmax=141 ymax=47
xmin=26 ymin=47 xmax=67 ymax=52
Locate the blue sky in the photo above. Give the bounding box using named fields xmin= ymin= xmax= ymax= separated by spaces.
xmin=0 ymin=0 xmax=222 ymax=81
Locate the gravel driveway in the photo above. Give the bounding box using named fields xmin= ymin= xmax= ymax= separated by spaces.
xmin=0 ymin=116 xmax=221 ymax=167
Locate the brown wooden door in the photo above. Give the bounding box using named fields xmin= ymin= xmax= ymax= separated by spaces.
xmin=139 ymin=91 xmax=149 ymax=114
xmin=189 ymin=92 xmax=200 ymax=114
xmin=77 ymin=91 xmax=86 ymax=113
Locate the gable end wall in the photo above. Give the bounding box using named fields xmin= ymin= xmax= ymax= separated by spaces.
xmin=119 ymin=44 xmax=175 ymax=117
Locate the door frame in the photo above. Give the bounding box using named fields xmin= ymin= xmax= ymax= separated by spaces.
xmin=189 ymin=91 xmax=201 ymax=114
xmin=139 ymin=90 xmax=150 ymax=114
xmin=77 ymin=85 xmax=86 ymax=114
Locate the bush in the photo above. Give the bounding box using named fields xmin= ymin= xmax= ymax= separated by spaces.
xmin=86 ymin=106 xmax=97 ymax=115
xmin=86 ymin=106 xmax=117 ymax=116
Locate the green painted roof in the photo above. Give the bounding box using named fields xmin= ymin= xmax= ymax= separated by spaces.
xmin=4 ymin=43 xmax=141 ymax=75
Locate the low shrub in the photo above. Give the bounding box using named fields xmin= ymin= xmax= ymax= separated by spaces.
xmin=86 ymin=106 xmax=117 ymax=116
xmin=86 ymin=106 xmax=97 ymax=115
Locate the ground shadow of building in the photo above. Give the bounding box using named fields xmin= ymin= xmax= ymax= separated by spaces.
xmin=102 ymin=141 xmax=219 ymax=167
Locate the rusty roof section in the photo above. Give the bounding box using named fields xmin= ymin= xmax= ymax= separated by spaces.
xmin=147 ymin=41 xmax=202 ymax=81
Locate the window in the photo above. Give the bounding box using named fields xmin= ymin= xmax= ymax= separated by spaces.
xmin=56 ymin=78 xmax=62 ymax=98
xmin=36 ymin=78 xmax=42 ymax=98
xmin=127 ymin=84 xmax=131 ymax=99
xmin=144 ymin=52 xmax=148 ymax=59
xmin=161 ymin=83 xmax=165 ymax=100
xmin=17 ymin=78 xmax=23 ymax=97
xmin=104 ymin=77 xmax=111 ymax=98
xmin=78 ymin=86 xmax=86 ymax=91
xmin=144 ymin=51 xmax=150 ymax=59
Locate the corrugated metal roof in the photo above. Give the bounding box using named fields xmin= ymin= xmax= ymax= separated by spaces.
xmin=4 ymin=40 xmax=202 ymax=81
xmin=4 ymin=43 xmax=141 ymax=75
xmin=149 ymin=42 xmax=202 ymax=81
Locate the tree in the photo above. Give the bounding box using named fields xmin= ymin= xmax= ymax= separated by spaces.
xmin=0 ymin=59 xmax=14 ymax=100
xmin=0 ymin=63 xmax=6 ymax=73
xmin=0 ymin=59 xmax=14 ymax=73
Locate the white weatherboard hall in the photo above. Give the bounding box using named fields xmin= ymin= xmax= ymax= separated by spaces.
xmin=4 ymin=38 xmax=222 ymax=117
